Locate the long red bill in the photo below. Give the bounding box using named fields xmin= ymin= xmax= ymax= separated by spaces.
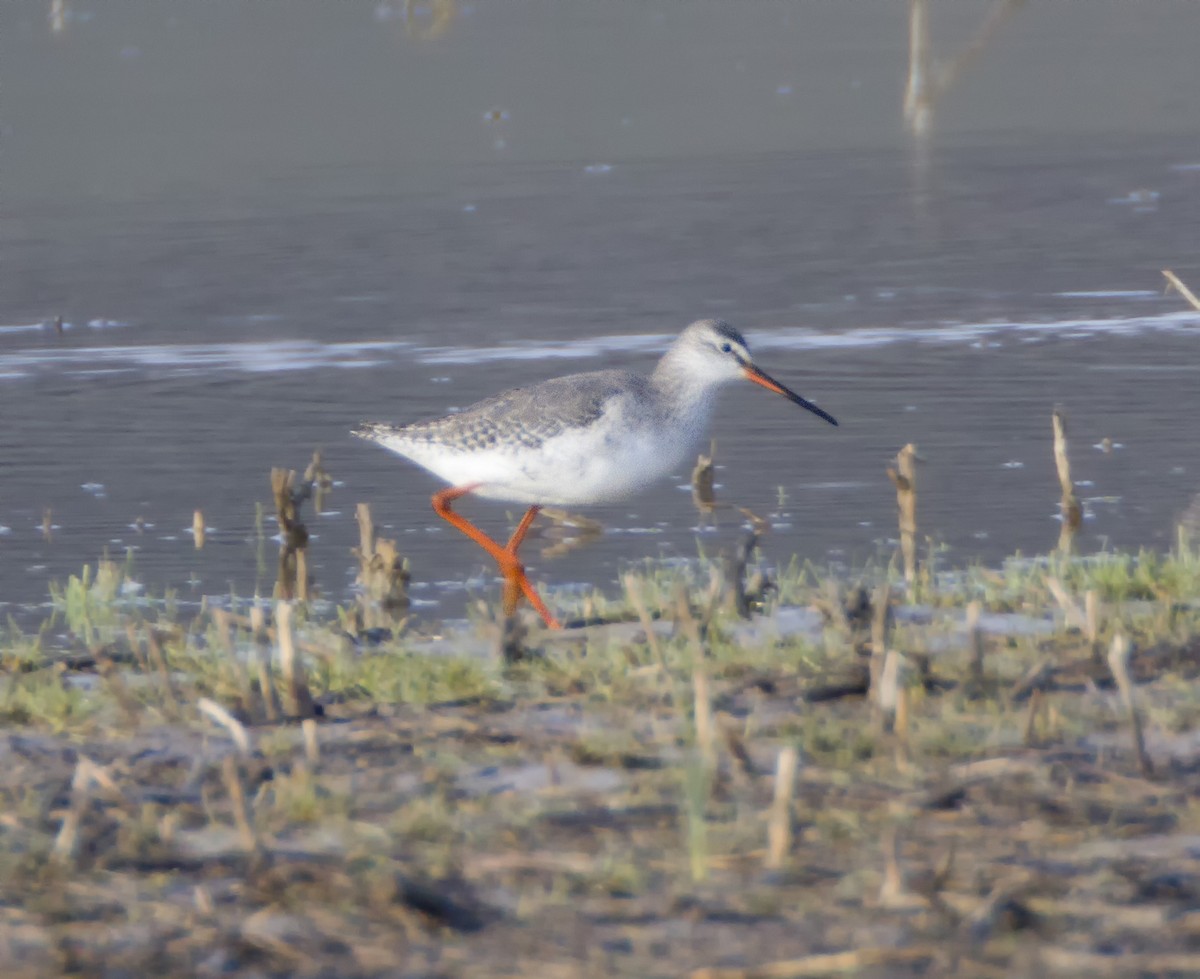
xmin=742 ymin=365 xmax=838 ymax=427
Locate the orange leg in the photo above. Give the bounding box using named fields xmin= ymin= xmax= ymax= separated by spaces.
xmin=431 ymin=486 xmax=561 ymax=629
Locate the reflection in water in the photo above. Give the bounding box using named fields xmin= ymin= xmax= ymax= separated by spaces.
xmin=49 ymin=0 xmax=65 ymax=34
xmin=904 ymin=0 xmax=1028 ymax=136
xmin=904 ymin=0 xmax=1028 ymax=229
xmin=374 ymin=0 xmax=457 ymax=41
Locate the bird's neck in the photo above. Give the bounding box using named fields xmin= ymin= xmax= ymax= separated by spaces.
xmin=651 ymin=353 xmax=720 ymax=426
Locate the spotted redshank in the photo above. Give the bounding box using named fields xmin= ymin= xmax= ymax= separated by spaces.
xmin=353 ymin=319 xmax=837 ymax=628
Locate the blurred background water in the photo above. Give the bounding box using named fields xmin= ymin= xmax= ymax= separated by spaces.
xmin=2 ymin=0 xmax=1199 ymax=622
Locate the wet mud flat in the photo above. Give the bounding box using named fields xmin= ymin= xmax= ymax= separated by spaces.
xmin=3 ymin=544 xmax=1200 ymax=978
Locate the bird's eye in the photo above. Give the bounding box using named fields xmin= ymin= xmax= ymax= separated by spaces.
xmin=720 ymin=342 xmax=733 ymax=354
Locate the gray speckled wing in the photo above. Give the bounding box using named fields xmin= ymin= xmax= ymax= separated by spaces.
xmin=353 ymin=368 xmax=653 ymax=455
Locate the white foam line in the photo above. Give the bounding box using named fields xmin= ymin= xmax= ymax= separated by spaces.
xmin=1055 ymin=290 xmax=1159 ymax=299
xmin=2 ymin=309 xmax=1197 ymax=377
xmin=416 ymin=332 xmax=673 ymax=365
xmin=416 ymin=310 xmax=1200 ymax=364
xmin=0 ymin=338 xmax=415 ymax=374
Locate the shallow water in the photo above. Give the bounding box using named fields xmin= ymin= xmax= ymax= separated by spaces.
xmin=2 ymin=1 xmax=1200 ymax=622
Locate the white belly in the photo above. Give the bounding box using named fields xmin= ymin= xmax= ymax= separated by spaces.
xmin=393 ymin=402 xmax=712 ymax=506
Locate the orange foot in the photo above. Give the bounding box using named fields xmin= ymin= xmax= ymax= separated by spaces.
xmin=432 ymin=486 xmax=562 ymax=630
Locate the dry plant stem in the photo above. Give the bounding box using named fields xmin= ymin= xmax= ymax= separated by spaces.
xmin=51 ymin=757 xmax=115 ymax=865
xmin=221 ymin=755 xmax=261 ymax=856
xmin=123 ymin=621 xmax=150 ymax=674
xmin=250 ymin=604 xmax=280 ymax=722
xmin=674 ymin=581 xmax=706 ymax=652
xmin=302 ymin=718 xmax=320 ymax=765
xmin=192 ymin=509 xmax=206 ymax=549
xmin=1045 ymin=576 xmax=1085 ymax=629
xmin=1052 ymin=408 xmax=1082 ymax=554
xmin=198 ymin=697 xmax=252 ymax=757
xmin=894 ymin=686 xmax=910 ymax=753
xmin=726 ymin=510 xmax=767 ymax=618
xmin=887 ymin=444 xmax=919 ymax=588
xmin=1022 ymin=688 xmax=1045 ymax=746
xmin=965 ymin=600 xmax=984 ymax=687
xmin=1011 ymin=656 xmax=1052 ymax=701
xmin=765 ymin=747 xmax=798 ymax=870
xmin=876 ymin=649 xmax=902 ymax=732
xmin=1107 ymin=632 xmax=1152 ymax=776
xmin=275 ymin=602 xmax=316 ymax=720
xmin=1162 ymin=268 xmax=1200 ymax=312
xmin=868 ymin=583 xmax=893 ymax=715
xmin=878 ymin=825 xmax=918 ymax=908
xmin=1084 ymin=589 xmax=1101 ymax=662
xmin=693 ymin=667 xmax=715 ymax=770
xmin=353 ymin=502 xmax=410 ymax=626
xmin=718 ymin=713 xmax=756 ymax=781
xmin=623 ymin=573 xmax=670 ymax=691
xmin=272 ymin=457 xmax=324 ymax=601
xmin=212 ymin=608 xmax=252 ymax=710
xmin=691 ymin=945 xmax=935 ymax=979
xmin=97 ymin=652 xmax=140 ymax=726
xmin=145 ymin=628 xmax=181 ymax=718
xmin=691 ymin=439 xmax=717 ymax=525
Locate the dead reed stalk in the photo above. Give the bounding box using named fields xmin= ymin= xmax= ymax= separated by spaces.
xmin=271 ymin=451 xmax=328 ymax=601
xmin=887 ymin=444 xmax=919 ymax=588
xmin=868 ymin=583 xmax=893 ymax=704
xmin=275 ymin=601 xmax=316 ymax=720
xmin=51 ymin=757 xmax=117 ymax=865
xmin=693 ymin=666 xmax=715 ymax=769
xmin=1085 ymin=589 xmax=1102 ymax=664
xmin=691 ymin=439 xmax=718 ymax=526
xmin=352 ymin=502 xmax=410 ymax=628
xmin=144 ymin=628 xmax=181 ymax=719
xmin=1045 ymin=576 xmax=1085 ymax=629
xmin=301 ymin=717 xmax=320 ymax=765
xmin=1022 ymin=688 xmax=1045 ymax=746
xmin=965 ymin=599 xmax=984 ymax=689
xmin=250 ymin=604 xmax=280 ymax=722
xmin=726 ymin=509 xmax=770 ymax=617
xmin=192 ymin=509 xmax=206 ymax=549
xmin=1162 ymin=269 xmax=1200 ymax=312
xmin=221 ymin=755 xmax=261 ymax=857
xmin=1052 ymin=408 xmax=1082 ymax=555
xmin=876 ymin=649 xmax=903 ymax=733
xmin=764 ymin=746 xmax=798 ymax=870
xmin=1107 ymin=632 xmax=1152 ymax=776
xmin=623 ymin=572 xmax=668 ymax=683
xmin=212 ymin=607 xmax=252 ymax=711
xmin=198 ymin=697 xmax=252 ymax=757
